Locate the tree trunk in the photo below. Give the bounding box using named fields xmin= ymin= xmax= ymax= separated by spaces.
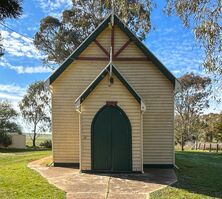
xmin=181 ymin=142 xmax=184 ymax=151
xmin=181 ymin=133 xmax=184 ymax=151
xmin=32 ymin=123 xmax=37 ymax=147
xmin=32 ymin=136 xmax=36 ymax=147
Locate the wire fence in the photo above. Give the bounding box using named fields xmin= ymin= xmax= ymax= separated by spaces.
xmin=192 ymin=142 xmax=222 ymax=152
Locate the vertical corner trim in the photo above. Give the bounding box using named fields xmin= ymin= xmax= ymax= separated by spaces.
xmin=141 ymin=101 xmax=146 ymax=112
xmin=75 ymin=99 xmax=81 ymax=113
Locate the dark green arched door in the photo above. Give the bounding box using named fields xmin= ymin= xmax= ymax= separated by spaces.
xmin=92 ymin=105 xmax=132 ymax=172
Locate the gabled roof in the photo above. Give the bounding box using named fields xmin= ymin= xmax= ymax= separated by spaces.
xmin=75 ymin=63 xmax=146 ymax=112
xmin=48 ymin=13 xmax=176 ymax=86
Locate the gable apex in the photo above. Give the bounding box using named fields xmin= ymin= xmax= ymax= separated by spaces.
xmin=48 ymin=13 xmax=176 ymax=86
xmin=75 ymin=63 xmax=146 ymax=113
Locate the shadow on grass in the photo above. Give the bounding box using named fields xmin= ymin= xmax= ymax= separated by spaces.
xmin=157 ymin=151 xmax=222 ymax=198
xmin=0 ymin=147 xmax=51 ymax=153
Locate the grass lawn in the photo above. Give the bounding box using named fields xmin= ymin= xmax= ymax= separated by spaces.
xmin=151 ymin=151 xmax=222 ymax=199
xmin=0 ymin=149 xmax=65 ymax=199
xmin=1 ymin=149 xmax=221 ymax=199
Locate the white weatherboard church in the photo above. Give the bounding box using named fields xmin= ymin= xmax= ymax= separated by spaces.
xmin=47 ymin=13 xmax=178 ymax=173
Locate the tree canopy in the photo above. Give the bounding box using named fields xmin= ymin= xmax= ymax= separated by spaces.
xmin=0 ymin=101 xmax=21 ymax=147
xmin=0 ymin=0 xmax=23 ymax=56
xmin=0 ymin=101 xmax=21 ymax=134
xmin=175 ymin=73 xmax=213 ymax=150
xmin=34 ymin=0 xmax=221 ymax=74
xmin=34 ymin=0 xmax=153 ymax=67
xmin=0 ymin=0 xmax=23 ymax=21
xmin=0 ymin=34 xmax=3 ymax=56
xmin=19 ymin=81 xmax=51 ymax=147
xmin=201 ymin=113 xmax=222 ymax=142
xmin=166 ymin=0 xmax=222 ymax=73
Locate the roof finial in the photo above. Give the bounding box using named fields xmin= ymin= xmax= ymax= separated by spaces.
xmin=111 ymin=0 xmax=114 ymax=26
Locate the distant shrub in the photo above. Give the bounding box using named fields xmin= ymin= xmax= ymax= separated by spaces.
xmin=0 ymin=133 xmax=12 ymax=147
xmin=39 ymin=139 xmax=52 ymax=149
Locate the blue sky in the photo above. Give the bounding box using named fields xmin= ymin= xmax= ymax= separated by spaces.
xmin=0 ymin=0 xmax=221 ymax=114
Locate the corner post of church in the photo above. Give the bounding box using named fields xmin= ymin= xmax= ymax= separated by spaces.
xmin=78 ymin=106 xmax=82 ymax=171
xmin=141 ymin=111 xmax=144 ymax=173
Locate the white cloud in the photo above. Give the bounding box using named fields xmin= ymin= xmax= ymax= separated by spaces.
xmin=0 ymin=84 xmax=26 ymax=105
xmin=0 ymin=84 xmax=26 ymax=94
xmin=145 ymin=30 xmax=205 ymax=77
xmin=0 ymin=59 xmax=52 ymax=74
xmin=0 ymin=92 xmax=23 ymax=101
xmin=37 ymin=0 xmax=72 ymax=17
xmin=11 ymin=32 xmax=21 ymax=39
xmin=9 ymin=65 xmax=52 ymax=74
xmin=1 ymin=30 xmax=43 ymax=59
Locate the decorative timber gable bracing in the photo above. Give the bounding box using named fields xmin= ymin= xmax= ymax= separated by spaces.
xmin=48 ymin=14 xmax=176 ymax=86
xmin=75 ymin=63 xmax=146 ymax=112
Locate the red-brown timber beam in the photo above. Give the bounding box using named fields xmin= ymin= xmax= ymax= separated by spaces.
xmin=114 ymin=39 xmax=131 ymax=58
xmin=94 ymin=39 xmax=109 ymax=57
xmin=114 ymin=57 xmax=149 ymax=61
xmin=76 ymin=57 xmax=149 ymax=61
xmin=76 ymin=57 xmax=108 ymax=61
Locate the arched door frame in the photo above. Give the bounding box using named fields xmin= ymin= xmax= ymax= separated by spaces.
xmin=91 ymin=104 xmax=132 ymax=172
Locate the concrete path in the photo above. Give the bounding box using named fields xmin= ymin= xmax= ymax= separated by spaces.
xmin=28 ymin=157 xmax=177 ymax=199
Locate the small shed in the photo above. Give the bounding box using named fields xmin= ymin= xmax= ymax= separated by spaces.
xmin=0 ymin=133 xmax=26 ymax=149
xmin=47 ymin=14 xmax=178 ymax=172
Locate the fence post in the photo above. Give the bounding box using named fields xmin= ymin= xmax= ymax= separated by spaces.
xmin=217 ymin=144 xmax=219 ymax=153
xmin=209 ymin=143 xmax=211 ymax=152
xmin=203 ymin=143 xmax=205 ymax=151
xmin=199 ymin=143 xmax=201 ymax=150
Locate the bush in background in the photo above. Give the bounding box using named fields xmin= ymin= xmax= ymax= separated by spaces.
xmin=0 ymin=101 xmax=21 ymax=148
xmin=39 ymin=139 xmax=52 ymax=149
xmin=0 ymin=133 xmax=12 ymax=147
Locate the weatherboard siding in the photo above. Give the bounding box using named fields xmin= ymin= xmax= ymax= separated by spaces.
xmin=114 ymin=26 xmax=145 ymax=58
xmin=81 ymin=27 xmax=111 ymax=57
xmin=80 ymin=74 xmax=142 ymax=171
xmin=51 ymin=24 xmax=174 ymax=165
xmin=52 ymin=60 xmax=107 ymax=163
xmin=113 ymin=66 xmax=174 ymax=164
xmin=112 ymin=26 xmax=174 ymax=164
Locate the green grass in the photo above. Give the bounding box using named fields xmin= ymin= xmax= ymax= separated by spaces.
xmin=0 ymin=149 xmax=65 ymax=199
xmin=25 ymin=134 xmax=51 ymax=147
xmin=151 ymin=151 xmax=222 ymax=199
xmin=1 ymin=149 xmax=221 ymax=199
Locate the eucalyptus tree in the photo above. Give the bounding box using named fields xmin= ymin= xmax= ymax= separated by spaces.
xmin=35 ymin=0 xmax=221 ymax=74
xmin=214 ymin=114 xmax=222 ymax=142
xmin=34 ymin=0 xmax=154 ymax=67
xmin=19 ymin=81 xmax=51 ymax=147
xmin=175 ymin=73 xmax=213 ymax=151
xmin=166 ymin=0 xmax=222 ymax=74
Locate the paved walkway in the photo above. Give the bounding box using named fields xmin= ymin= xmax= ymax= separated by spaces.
xmin=28 ymin=157 xmax=177 ymax=199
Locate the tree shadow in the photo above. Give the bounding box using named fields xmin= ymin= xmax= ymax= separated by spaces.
xmin=83 ymin=168 xmax=177 ymax=186
xmin=81 ymin=151 xmax=222 ymax=198
xmin=0 ymin=148 xmax=51 ymax=153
